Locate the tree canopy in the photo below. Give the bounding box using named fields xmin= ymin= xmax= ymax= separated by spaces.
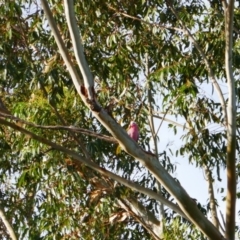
xmin=0 ymin=0 xmax=239 ymax=239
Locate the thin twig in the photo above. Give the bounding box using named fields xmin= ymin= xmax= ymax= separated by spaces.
xmin=107 ymin=4 xmax=186 ymax=33
xmin=165 ymin=0 xmax=228 ymax=127
xmin=0 ymin=112 xmax=116 ymax=143
xmin=145 ymin=53 xmax=164 ymax=237
xmin=153 ymin=114 xmax=192 ymax=130
xmin=40 ymin=84 xmax=100 ymax=158
xmin=220 ymin=210 xmax=226 ymax=229
xmin=155 ymin=96 xmax=180 ymax=137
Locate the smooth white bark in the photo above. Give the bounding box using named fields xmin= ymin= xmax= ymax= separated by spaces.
xmin=40 ymin=1 xmax=226 ymax=239
xmin=0 ymin=206 xmax=17 ymax=240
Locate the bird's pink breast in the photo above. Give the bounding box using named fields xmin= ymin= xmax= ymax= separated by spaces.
xmin=128 ymin=125 xmax=139 ymax=142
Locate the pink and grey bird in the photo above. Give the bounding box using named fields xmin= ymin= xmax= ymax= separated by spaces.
xmin=127 ymin=121 xmax=139 ymax=142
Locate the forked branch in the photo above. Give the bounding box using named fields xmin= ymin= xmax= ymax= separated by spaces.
xmin=41 ymin=1 xmax=225 ymax=238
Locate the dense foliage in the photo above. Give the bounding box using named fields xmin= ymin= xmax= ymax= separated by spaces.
xmin=0 ymin=0 xmax=239 ymax=239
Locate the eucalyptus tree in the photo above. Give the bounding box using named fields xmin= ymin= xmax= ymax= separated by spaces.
xmin=0 ymin=0 xmax=239 ymax=239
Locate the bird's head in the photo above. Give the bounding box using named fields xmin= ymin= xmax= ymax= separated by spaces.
xmin=129 ymin=121 xmax=138 ymax=128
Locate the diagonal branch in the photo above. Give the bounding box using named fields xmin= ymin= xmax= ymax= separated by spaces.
xmin=107 ymin=4 xmax=185 ymax=33
xmin=0 ymin=205 xmax=17 ymax=240
xmin=40 ymin=0 xmax=83 ymax=95
xmin=0 ymin=118 xmax=186 ymax=219
xmin=224 ymin=0 xmax=236 ymax=239
xmin=41 ymin=1 xmax=225 ymax=239
xmin=64 ymin=0 xmax=95 ymax=100
xmin=153 ymin=114 xmax=192 ymax=130
xmin=73 ymin=159 xmax=163 ymax=239
xmin=40 ymin=83 xmax=107 ymax=159
xmin=118 ymin=197 xmax=162 ymax=240
xmin=0 ymin=112 xmax=116 ymax=143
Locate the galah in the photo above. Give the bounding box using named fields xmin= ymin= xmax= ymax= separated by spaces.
xmin=127 ymin=121 xmax=139 ymax=142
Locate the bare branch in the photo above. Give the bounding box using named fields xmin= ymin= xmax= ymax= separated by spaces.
xmin=204 ymin=165 xmax=219 ymax=229
xmin=0 ymin=112 xmax=116 ymax=143
xmin=154 ymin=96 xmax=180 ymax=137
xmin=73 ymin=153 xmax=162 ymax=239
xmin=145 ymin=53 xmax=164 ymax=237
xmin=224 ymin=0 xmax=236 ymax=239
xmin=107 ymin=4 xmax=185 ymax=33
xmin=153 ymin=114 xmax=192 ymax=130
xmin=118 ymin=198 xmax=162 ymax=240
xmin=40 ymin=0 xmax=83 ymax=95
xmin=222 ymin=0 xmax=228 ymax=10
xmin=220 ymin=210 xmax=226 ymax=229
xmin=41 ymin=1 xmax=225 ymax=238
xmin=64 ymin=0 xmax=94 ymax=100
xmin=218 ymin=211 xmax=226 ymax=236
xmin=0 ymin=205 xmax=17 ymax=240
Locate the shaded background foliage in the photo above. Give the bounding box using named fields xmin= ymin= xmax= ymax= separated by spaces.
xmin=0 ymin=0 xmax=239 ymax=239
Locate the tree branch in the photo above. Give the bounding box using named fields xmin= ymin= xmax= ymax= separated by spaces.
xmin=220 ymin=210 xmax=226 ymax=230
xmin=204 ymin=165 xmax=219 ymax=229
xmin=0 ymin=112 xmax=116 ymax=143
xmin=71 ymin=155 xmax=163 ymax=239
xmin=75 ymin=162 xmax=163 ymax=239
xmin=118 ymin=197 xmax=162 ymax=240
xmin=166 ymin=0 xmax=228 ymax=127
xmin=107 ymin=4 xmax=185 ymax=33
xmin=153 ymin=114 xmax=192 ymax=130
xmin=41 ymin=1 xmax=225 ymax=238
xmin=64 ymin=0 xmax=95 ymax=100
xmin=40 ymin=83 xmax=110 ymax=159
xmin=40 ymin=0 xmax=83 ymax=94
xmin=224 ymin=0 xmax=236 ymax=239
xmin=0 ymin=205 xmax=17 ymax=240
xmin=145 ymin=53 xmax=164 ymax=237
xmin=0 ymin=118 xmax=187 ymax=219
